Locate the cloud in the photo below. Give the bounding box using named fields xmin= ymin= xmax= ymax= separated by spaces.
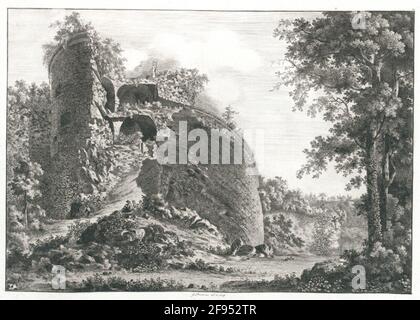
xmin=206 ymin=76 xmax=243 ymax=106
xmin=122 ymin=29 xmax=262 ymax=106
xmin=147 ymin=28 xmax=262 ymax=74
xmin=122 ymin=48 xmax=148 ymax=70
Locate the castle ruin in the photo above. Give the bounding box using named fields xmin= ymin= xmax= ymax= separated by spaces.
xmin=30 ymin=32 xmax=264 ymax=246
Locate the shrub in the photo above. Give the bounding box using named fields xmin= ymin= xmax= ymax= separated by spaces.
xmin=6 ymin=247 xmax=31 ymax=270
xmin=310 ymin=209 xmax=335 ymax=256
xmin=79 ymin=211 xmax=137 ymax=245
xmin=74 ymin=274 xmax=186 ymax=291
xmin=264 ymin=214 xmax=304 ymax=254
xmin=30 ymin=235 xmax=69 ymax=257
xmin=115 ymin=239 xmax=164 ymax=270
xmin=67 ymin=221 xmax=92 ymax=242
xmin=208 ymin=245 xmax=231 ymax=256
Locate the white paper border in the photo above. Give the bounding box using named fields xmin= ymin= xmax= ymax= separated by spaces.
xmin=0 ymin=0 xmax=418 ymax=300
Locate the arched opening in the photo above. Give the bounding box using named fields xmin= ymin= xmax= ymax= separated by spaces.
xmin=101 ymin=77 xmax=115 ymax=112
xmin=117 ymin=84 xmax=158 ymax=106
xmin=119 ymin=115 xmax=157 ymax=142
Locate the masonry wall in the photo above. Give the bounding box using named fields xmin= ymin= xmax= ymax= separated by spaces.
xmin=138 ymin=108 xmax=264 ymax=246
xmin=48 ymin=34 xmax=107 ymax=217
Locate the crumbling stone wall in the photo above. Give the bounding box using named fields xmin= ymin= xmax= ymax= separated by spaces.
xmin=47 ymin=32 xmax=109 ymax=217
xmin=138 ymin=109 xmax=264 ymax=246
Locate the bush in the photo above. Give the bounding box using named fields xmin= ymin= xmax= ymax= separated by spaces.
xmin=115 ymin=239 xmax=164 ymax=270
xmin=221 ymin=273 xmax=300 ymax=292
xmin=30 ymin=235 xmax=69 ymax=258
xmin=73 ymin=274 xmax=186 ymax=291
xmin=79 ymin=211 xmax=137 ymax=245
xmin=67 ymin=221 xmax=92 ymax=242
xmin=310 ymin=209 xmax=335 ymax=256
xmin=208 ymin=245 xmax=231 ymax=256
xmin=264 ymin=214 xmax=304 ymax=254
xmin=6 ymin=248 xmax=31 ymax=270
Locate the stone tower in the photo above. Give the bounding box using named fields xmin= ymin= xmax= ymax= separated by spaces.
xmin=47 ymin=32 xmax=110 ymax=217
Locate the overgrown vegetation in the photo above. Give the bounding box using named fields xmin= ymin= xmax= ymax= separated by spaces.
xmin=271 ymin=11 xmax=413 ymax=290
xmin=275 ymin=11 xmax=413 ymax=250
xmin=259 ymin=176 xmax=365 ymax=256
xmin=42 ymin=12 xmax=126 ymax=81
xmin=71 ymin=274 xmax=186 ymax=292
xmin=7 ymin=81 xmax=51 ymax=258
xmin=263 ymin=214 xmax=304 ymax=255
xmin=129 ymin=57 xmax=209 ymax=105
xmin=223 ymin=243 xmax=411 ymax=293
xmin=7 ymin=208 xmax=197 ymax=279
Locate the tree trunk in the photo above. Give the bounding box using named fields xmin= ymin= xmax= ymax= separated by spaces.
xmin=365 ymin=133 xmax=382 ymax=248
xmin=23 ymin=191 xmax=28 ymax=230
xmin=379 ymin=77 xmax=399 ymax=234
xmin=379 ymin=134 xmax=395 ymax=234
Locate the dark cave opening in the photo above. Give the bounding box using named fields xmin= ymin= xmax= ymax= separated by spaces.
xmin=119 ymin=115 xmax=157 ymax=142
xmin=117 ymin=84 xmax=158 ymax=106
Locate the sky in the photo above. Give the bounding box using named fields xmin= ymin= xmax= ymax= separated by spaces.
xmin=7 ymin=9 xmax=364 ymax=198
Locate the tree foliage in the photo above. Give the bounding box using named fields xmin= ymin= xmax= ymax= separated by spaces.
xmin=155 ymin=68 xmax=208 ymax=105
xmin=274 ymin=12 xmax=413 ymax=247
xmin=9 ymin=160 xmax=45 ymax=230
xmin=43 ymin=12 xmax=126 ymax=81
xmin=7 ymin=81 xmax=49 ymax=162
xmin=7 ymin=81 xmax=50 ymax=200
xmin=129 ymin=57 xmax=209 ymax=105
xmin=222 ymin=105 xmax=239 ymax=129
xmin=259 ymin=176 xmax=309 ymax=214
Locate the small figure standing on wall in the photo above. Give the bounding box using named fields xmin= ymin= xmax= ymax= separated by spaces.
xmin=151 ymin=60 xmax=158 ymax=79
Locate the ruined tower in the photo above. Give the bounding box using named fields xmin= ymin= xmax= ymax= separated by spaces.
xmin=47 ymin=32 xmax=111 ymax=217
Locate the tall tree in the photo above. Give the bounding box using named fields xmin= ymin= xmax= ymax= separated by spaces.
xmin=7 ymin=81 xmax=50 ymax=177
xmin=9 ymin=161 xmax=44 ymax=229
xmin=43 ymin=11 xmax=126 ymax=81
xmin=274 ymin=12 xmax=413 ymax=248
xmin=7 ymin=81 xmax=50 ymax=223
xmin=222 ymin=105 xmax=239 ymax=129
xmin=7 ymin=81 xmax=31 ymax=164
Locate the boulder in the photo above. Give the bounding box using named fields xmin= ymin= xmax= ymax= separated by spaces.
xmin=78 ymin=254 xmax=96 ymax=264
xmin=236 ymin=245 xmax=256 ymax=257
